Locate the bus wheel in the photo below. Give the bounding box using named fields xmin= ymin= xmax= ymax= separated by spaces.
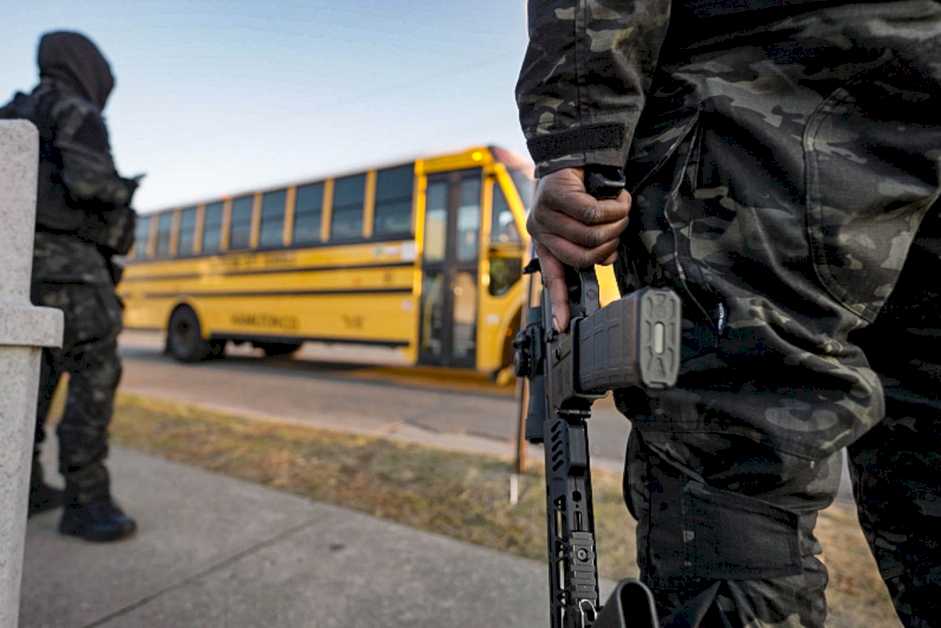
xmin=254 ymin=341 xmax=303 ymax=357
xmin=167 ymin=306 xmax=212 ymax=363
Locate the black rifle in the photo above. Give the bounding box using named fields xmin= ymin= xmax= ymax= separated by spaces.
xmin=513 ymin=169 xmax=681 ymax=628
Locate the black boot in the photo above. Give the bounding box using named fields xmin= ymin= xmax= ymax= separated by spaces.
xmin=28 ymin=456 xmax=63 ymax=518
xmin=59 ymin=499 xmax=137 ymax=542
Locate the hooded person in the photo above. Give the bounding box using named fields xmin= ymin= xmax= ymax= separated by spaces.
xmin=27 ymin=32 xmax=138 ymax=231
xmin=2 ymin=31 xmax=138 ymax=541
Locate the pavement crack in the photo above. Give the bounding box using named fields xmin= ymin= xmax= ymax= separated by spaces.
xmin=82 ymin=517 xmax=319 ymax=627
xmin=402 ymin=416 xmax=443 ymax=434
xmin=464 ymin=428 xmax=507 ymax=443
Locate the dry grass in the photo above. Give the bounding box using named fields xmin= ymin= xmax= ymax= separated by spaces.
xmin=110 ymin=392 xmax=899 ymax=627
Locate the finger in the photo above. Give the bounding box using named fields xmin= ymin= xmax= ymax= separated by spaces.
xmin=528 ymin=205 xmax=622 ymax=266
xmin=531 ymin=207 xmax=628 ymax=249
xmin=602 ymin=251 xmax=618 ymax=265
xmin=536 ymin=243 xmax=570 ymax=332
xmin=539 ymin=234 xmax=620 ymax=269
xmin=542 ymin=187 xmax=631 ymax=225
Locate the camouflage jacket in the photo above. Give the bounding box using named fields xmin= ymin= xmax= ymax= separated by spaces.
xmin=515 ymin=0 xmax=846 ymax=177
xmin=32 ymin=231 xmax=113 ymax=286
xmin=516 ymin=0 xmax=672 ymax=177
xmin=27 ymin=81 xmax=135 ymax=233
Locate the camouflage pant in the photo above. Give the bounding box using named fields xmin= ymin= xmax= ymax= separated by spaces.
xmin=614 ymin=3 xmax=941 ymax=626
xmin=32 ymin=233 xmax=123 ymax=505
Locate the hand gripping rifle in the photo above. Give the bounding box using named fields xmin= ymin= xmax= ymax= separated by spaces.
xmin=513 ymin=169 xmax=681 ymax=628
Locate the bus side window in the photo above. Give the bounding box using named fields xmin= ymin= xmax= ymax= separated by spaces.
xmin=259 ymin=189 xmax=287 ymax=248
xmin=203 ymin=201 xmax=224 ymax=254
xmin=330 ymin=174 xmax=365 ymax=241
xmin=491 ymin=185 xmax=521 ymax=245
xmin=229 ymin=195 xmax=254 ymax=250
xmin=155 ymin=212 xmax=174 ymax=258
xmin=132 ymin=215 xmax=151 ymax=259
xmin=294 ymin=182 xmax=324 ymax=245
xmin=373 ymin=164 xmax=414 ymax=238
xmin=178 ymin=206 xmax=197 ymax=256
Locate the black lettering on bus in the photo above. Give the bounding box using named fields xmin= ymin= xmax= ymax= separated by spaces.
xmin=230 ymin=313 xmax=300 ymax=330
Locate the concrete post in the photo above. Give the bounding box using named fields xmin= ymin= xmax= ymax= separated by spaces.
xmin=0 ymin=121 xmax=63 ymax=627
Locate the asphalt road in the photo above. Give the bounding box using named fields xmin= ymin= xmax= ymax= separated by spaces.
xmin=118 ymin=331 xmax=853 ymax=501
xmin=118 ymin=331 xmax=632 ymax=467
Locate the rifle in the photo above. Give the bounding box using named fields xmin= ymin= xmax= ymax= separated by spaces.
xmin=513 ymin=169 xmax=681 ymax=628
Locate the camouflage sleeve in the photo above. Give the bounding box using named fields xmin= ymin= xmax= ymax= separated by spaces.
xmin=516 ymin=0 xmax=672 ymax=177
xmin=51 ymin=98 xmax=132 ymax=208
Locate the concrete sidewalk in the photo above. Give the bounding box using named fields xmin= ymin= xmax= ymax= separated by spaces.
xmin=21 ymin=447 xmax=575 ymax=628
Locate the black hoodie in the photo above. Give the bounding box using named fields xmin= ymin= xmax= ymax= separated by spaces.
xmin=37 ymin=31 xmax=115 ymax=111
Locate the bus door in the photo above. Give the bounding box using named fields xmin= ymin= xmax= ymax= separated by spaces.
xmin=476 ymin=173 xmax=527 ymax=372
xmin=419 ymin=170 xmax=482 ymax=368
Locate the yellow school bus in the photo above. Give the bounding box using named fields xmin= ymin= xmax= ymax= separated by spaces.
xmin=121 ymin=146 xmax=540 ymax=375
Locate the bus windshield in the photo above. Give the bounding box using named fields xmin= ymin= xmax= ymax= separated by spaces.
xmin=509 ymin=169 xmax=534 ymax=211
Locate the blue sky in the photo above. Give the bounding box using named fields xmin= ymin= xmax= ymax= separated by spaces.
xmin=1 ymin=1 xmax=530 ymax=212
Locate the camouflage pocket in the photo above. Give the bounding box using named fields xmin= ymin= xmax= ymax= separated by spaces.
xmin=77 ymin=205 xmax=137 ymax=256
xmin=804 ymin=55 xmax=941 ymax=323
xmin=64 ymin=285 xmax=122 ymax=348
xmin=641 ymin=453 xmax=803 ymax=585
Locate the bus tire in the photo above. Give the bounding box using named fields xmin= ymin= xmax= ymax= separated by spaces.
xmin=167 ymin=306 xmax=212 ymax=363
xmin=255 ymin=341 xmax=303 ymax=357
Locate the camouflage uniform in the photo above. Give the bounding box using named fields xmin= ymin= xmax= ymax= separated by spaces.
xmin=518 ymin=1 xmax=941 ymax=626
xmin=17 ymin=32 xmax=136 ymax=510
xmin=32 ymin=234 xmax=123 ymax=505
